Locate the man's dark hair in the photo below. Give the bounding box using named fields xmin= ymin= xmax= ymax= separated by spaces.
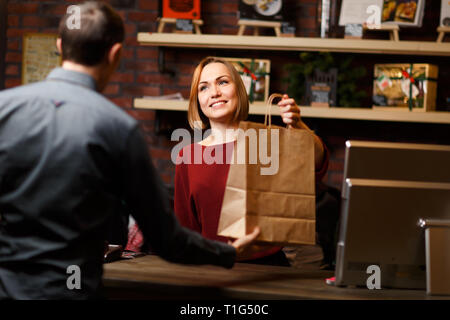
xmin=58 ymin=1 xmax=125 ymax=66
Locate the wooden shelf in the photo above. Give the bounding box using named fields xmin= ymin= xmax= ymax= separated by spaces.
xmin=138 ymin=33 xmax=450 ymax=56
xmin=136 ymin=33 xmax=450 ymax=124
xmin=134 ymin=98 xmax=450 ymax=124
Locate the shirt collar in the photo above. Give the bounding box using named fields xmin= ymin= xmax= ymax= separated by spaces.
xmin=46 ymin=67 xmax=97 ymax=91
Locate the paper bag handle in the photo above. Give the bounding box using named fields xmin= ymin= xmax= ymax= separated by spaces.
xmin=264 ymin=93 xmax=283 ymax=127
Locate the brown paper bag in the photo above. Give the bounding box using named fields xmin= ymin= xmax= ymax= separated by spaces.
xmin=217 ymin=96 xmax=316 ymax=245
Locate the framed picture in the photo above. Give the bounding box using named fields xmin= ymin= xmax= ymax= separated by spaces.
xmin=381 ymin=0 xmax=425 ymax=27
xmin=162 ymin=0 xmax=201 ymax=20
xmin=305 ymin=68 xmax=337 ymax=107
xmin=238 ymin=1 xmax=296 ymax=36
xmin=372 ymin=63 xmax=438 ymax=111
xmin=22 ymin=33 xmax=61 ymax=85
xmin=309 ymin=83 xmax=332 ymax=107
xmin=239 ymin=0 xmax=285 ymax=21
xmin=339 ymin=0 xmax=383 ymax=26
xmin=219 ymin=57 xmax=271 ymax=103
xmin=440 ymin=0 xmax=450 ymax=27
xmin=339 ymin=0 xmax=425 ymax=27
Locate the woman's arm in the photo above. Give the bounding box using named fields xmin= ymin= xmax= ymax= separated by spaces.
xmin=278 ymin=94 xmax=325 ymax=168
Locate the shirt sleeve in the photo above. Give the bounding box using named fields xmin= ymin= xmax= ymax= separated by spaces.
xmin=118 ymin=126 xmax=236 ymax=268
xmin=174 ymin=152 xmax=202 ymax=234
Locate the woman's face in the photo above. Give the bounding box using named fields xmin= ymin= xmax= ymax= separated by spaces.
xmin=197 ymin=62 xmax=238 ymax=126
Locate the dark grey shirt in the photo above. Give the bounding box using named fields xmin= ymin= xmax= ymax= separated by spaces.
xmin=0 ymin=68 xmax=235 ymax=299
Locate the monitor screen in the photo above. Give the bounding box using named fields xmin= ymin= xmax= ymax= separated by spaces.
xmin=335 ymin=140 xmax=450 ymax=289
xmin=342 ymin=140 xmax=450 ymax=185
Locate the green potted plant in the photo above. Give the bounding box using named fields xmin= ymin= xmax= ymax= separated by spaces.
xmin=283 ymin=52 xmax=367 ymax=108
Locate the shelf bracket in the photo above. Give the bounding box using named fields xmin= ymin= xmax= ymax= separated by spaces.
xmin=158 ymin=47 xmax=176 ymax=77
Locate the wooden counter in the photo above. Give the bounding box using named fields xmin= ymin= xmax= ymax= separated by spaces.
xmin=102 ymin=255 xmax=447 ymax=300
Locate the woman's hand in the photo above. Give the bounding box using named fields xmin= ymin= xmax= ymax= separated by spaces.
xmin=277 ymin=94 xmax=325 ymax=167
xmin=278 ymin=94 xmax=301 ymax=128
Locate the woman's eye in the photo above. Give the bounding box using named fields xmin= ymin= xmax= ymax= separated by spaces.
xmin=219 ymin=80 xmax=228 ymax=85
xmin=199 ymin=86 xmax=207 ymax=92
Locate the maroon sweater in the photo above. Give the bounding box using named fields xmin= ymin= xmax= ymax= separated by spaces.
xmin=174 ymin=140 xmax=329 ymax=260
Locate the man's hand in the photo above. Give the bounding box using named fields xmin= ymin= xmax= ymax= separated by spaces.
xmin=229 ymin=227 xmax=261 ymax=261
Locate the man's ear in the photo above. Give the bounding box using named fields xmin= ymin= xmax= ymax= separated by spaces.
xmin=108 ymin=43 xmax=122 ymax=67
xmin=56 ymin=38 xmax=62 ymax=56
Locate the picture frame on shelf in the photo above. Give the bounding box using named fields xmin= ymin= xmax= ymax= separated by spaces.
xmin=339 ymin=0 xmax=425 ymax=28
xmin=308 ymin=83 xmax=332 ymax=107
xmin=339 ymin=0 xmax=383 ymax=26
xmin=372 ymin=63 xmax=438 ymax=112
xmin=305 ymin=68 xmax=337 ymax=108
xmin=239 ymin=0 xmax=285 ymax=21
xmin=440 ymin=0 xmax=450 ymax=26
xmin=158 ymin=0 xmax=203 ymax=34
xmin=381 ymin=0 xmax=425 ymax=27
xmin=237 ymin=0 xmax=296 ymax=36
xmin=162 ymin=0 xmax=201 ymax=20
xmin=436 ymin=1 xmax=450 ymax=42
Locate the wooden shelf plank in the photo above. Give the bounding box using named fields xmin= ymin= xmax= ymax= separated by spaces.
xmin=138 ymin=33 xmax=450 ymax=56
xmin=134 ymin=98 xmax=450 ymax=124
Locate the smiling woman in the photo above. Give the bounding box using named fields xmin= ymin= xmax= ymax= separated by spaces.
xmin=187 ymin=57 xmax=249 ymax=136
xmin=172 ymin=56 xmax=329 ymax=266
xmin=197 ymin=63 xmax=239 ymax=133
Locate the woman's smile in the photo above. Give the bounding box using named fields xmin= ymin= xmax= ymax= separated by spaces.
xmin=209 ymin=100 xmax=228 ymax=108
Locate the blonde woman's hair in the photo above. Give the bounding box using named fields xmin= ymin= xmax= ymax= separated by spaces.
xmin=187 ymin=57 xmax=249 ymax=129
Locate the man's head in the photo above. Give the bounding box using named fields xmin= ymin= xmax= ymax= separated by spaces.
xmin=57 ymin=1 xmax=125 ymax=91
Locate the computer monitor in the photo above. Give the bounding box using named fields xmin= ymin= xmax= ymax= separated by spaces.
xmin=335 ymin=140 xmax=450 ymax=289
xmin=342 ymin=140 xmax=450 ymax=184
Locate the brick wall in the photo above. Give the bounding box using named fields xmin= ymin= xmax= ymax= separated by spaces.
xmin=3 ymin=0 xmax=449 ymax=193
